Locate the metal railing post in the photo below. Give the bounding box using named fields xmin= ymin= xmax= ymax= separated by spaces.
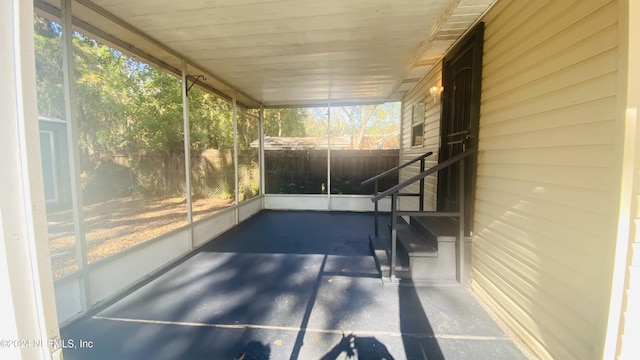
xmin=458 ymin=159 xmax=465 ymax=284
xmin=390 ymin=192 xmax=398 ymax=281
xmin=419 ymin=157 xmax=425 ymax=211
xmin=374 ymin=181 xmax=379 ymax=236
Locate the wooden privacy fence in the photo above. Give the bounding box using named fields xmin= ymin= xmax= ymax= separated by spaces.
xmin=80 ymin=149 xmax=399 ymax=201
xmin=83 ymin=149 xmax=258 ymax=203
xmin=265 ymin=149 xmax=399 ymax=194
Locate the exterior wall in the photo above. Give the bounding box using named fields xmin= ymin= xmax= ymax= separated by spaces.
xmin=615 ymin=0 xmax=640 ymax=358
xmin=618 ymin=112 xmax=639 ymax=359
xmin=400 ymin=63 xmax=442 ymax=211
xmin=471 ymin=1 xmax=620 ymax=359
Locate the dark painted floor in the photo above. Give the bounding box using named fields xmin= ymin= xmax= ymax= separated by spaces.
xmin=62 ymin=210 xmax=529 ymax=359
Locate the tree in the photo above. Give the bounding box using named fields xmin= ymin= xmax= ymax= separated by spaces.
xmin=33 ymin=16 xmax=65 ymax=119
xmin=264 ymin=108 xmax=308 ymax=137
xmin=188 ymin=87 xmax=234 ymax=150
xmin=331 ymin=105 xmax=378 ymax=149
xmin=321 ymin=103 xmax=400 ymax=149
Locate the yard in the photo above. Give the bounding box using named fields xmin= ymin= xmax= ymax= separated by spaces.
xmin=47 ymin=196 xmax=233 ymax=278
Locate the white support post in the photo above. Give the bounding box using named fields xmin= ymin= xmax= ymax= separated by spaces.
xmin=61 ymin=0 xmax=90 ymax=309
xmin=458 ymin=159 xmax=465 ymax=284
xmin=398 ymin=101 xmax=405 ymax=213
xmin=390 ymin=193 xmax=398 ymax=282
xmin=181 ymin=60 xmax=193 ymax=248
xmin=327 ymin=103 xmax=331 ymax=209
xmin=259 ymin=105 xmax=266 ymax=198
xmin=1 ymin=0 xmax=60 ymax=358
xmin=232 ymin=91 xmax=239 ymax=224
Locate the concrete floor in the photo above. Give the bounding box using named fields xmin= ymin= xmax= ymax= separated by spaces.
xmin=62 ymin=210 xmax=529 ymax=359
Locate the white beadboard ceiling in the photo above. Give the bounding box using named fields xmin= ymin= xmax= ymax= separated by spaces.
xmin=39 ymin=0 xmax=495 ymax=107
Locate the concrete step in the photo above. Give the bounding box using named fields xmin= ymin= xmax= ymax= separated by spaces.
xmin=396 ymin=217 xmax=456 ymax=281
xmin=369 ymin=233 xmax=410 ymax=280
xmin=369 ymin=234 xmax=390 ymax=278
xmin=397 ymin=221 xmax=437 ymax=257
xmin=410 ymin=216 xmax=472 ymax=282
xmin=410 ymin=216 xmax=458 ymax=242
xmin=370 ymin=216 xmax=468 ymax=282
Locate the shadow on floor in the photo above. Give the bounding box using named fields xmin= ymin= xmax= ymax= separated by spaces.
xmin=59 ymin=211 xmax=476 ymax=359
xmin=399 ymin=284 xmax=444 ymax=359
xmin=234 ymin=341 xmax=271 ymax=360
xmin=320 ymin=333 xmax=395 ymax=360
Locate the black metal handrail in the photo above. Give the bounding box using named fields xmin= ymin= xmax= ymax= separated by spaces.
xmin=372 ymin=148 xmax=477 ymax=202
xmin=372 ymin=147 xmax=477 ymax=282
xmin=364 ymin=151 xmax=432 ymax=237
xmin=361 ymin=151 xmax=433 ymax=186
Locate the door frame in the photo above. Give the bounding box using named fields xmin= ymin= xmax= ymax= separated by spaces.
xmin=437 ymin=22 xmax=484 ymax=233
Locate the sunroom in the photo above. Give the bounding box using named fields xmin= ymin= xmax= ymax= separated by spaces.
xmin=2 ymin=0 xmax=639 ymax=359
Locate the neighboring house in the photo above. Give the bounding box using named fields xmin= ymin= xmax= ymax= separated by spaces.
xmin=360 ymin=134 xmax=401 ymax=150
xmin=252 ymin=136 xmax=399 ymax=150
xmin=38 ymin=116 xmax=71 ymax=207
xmin=399 ymin=1 xmax=638 ymax=359
xmin=251 ymin=136 xmax=351 ymax=150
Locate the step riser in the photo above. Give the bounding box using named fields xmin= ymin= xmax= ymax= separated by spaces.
xmin=369 ymin=235 xmax=390 ymax=278
xmin=371 ymin=217 xmax=467 ymax=282
xmin=409 ymin=217 xmax=437 ymax=245
xmin=398 ymin=217 xmax=459 ymax=281
xmin=408 ymin=242 xmax=456 ymax=280
xmin=410 ymin=217 xmax=460 ymax=243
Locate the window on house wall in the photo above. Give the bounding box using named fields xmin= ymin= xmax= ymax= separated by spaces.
xmin=188 ymin=88 xmax=236 ymax=220
xmin=411 ymin=100 xmax=425 ymax=147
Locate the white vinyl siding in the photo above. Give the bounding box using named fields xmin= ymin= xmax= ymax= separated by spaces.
xmin=400 ymin=63 xmax=442 ymax=211
xmin=617 ymin=1 xmax=640 ymax=357
xmin=619 ymin=241 xmax=640 ymax=359
xmin=619 ymin=147 xmax=640 ymax=358
xmin=471 ymin=1 xmax=619 ymax=360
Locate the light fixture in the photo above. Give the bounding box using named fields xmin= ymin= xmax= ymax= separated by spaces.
xmin=429 ymin=85 xmax=444 ymax=104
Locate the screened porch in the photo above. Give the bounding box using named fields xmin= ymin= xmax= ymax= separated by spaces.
xmin=3 ymin=0 xmax=640 ymax=359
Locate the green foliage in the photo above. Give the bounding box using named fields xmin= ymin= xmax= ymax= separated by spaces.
xmin=33 ymin=16 xmax=65 ymax=119
xmin=34 ymin=15 xmax=285 ymax=158
xmin=33 ymin=15 xmax=287 ymax=200
xmin=264 ymin=108 xmax=309 ymax=137
xmin=188 ymin=87 xmax=234 ymax=150
xmin=237 ymin=108 xmax=259 ymax=150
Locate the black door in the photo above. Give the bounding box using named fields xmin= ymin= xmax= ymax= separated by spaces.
xmin=437 ymin=23 xmax=484 ymax=234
